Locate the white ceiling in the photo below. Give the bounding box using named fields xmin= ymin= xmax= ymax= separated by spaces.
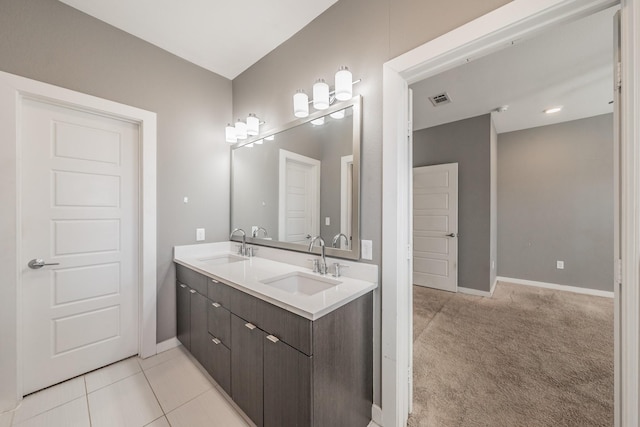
xmin=57 ymin=0 xmax=338 ymax=80
xmin=411 ymin=6 xmax=617 ymax=134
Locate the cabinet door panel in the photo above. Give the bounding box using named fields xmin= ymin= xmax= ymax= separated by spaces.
xmin=176 ymin=283 xmax=190 ymax=350
xmin=264 ymin=336 xmax=312 ymax=427
xmin=206 ymin=334 xmax=231 ymax=396
xmin=207 ymin=301 xmax=231 ymax=348
xmin=231 ymin=314 xmax=264 ymax=427
xmin=190 ymin=290 xmax=208 ymax=365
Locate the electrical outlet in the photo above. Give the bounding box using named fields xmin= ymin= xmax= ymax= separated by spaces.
xmin=362 ymin=240 xmax=373 ymax=260
xmin=556 ymin=260 xmax=564 ymax=269
xmin=196 ymin=228 xmax=205 ymax=241
xmin=325 ymin=217 xmax=330 ymax=226
xmin=183 ymin=196 xmax=189 ymax=204
xmin=251 ymin=225 xmax=258 ymax=236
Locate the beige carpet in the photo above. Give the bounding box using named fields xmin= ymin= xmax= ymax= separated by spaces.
xmin=408 ymin=282 xmax=614 ymax=427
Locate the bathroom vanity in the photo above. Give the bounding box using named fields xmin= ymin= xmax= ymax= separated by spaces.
xmin=174 ymin=242 xmax=376 ymax=427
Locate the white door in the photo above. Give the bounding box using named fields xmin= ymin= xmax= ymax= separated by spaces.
xmin=278 ymin=149 xmax=320 ymax=244
xmin=21 ymin=98 xmax=140 ymax=394
xmin=413 ymin=163 xmax=458 ymax=292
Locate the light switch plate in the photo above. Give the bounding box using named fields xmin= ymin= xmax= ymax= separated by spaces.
xmin=196 ymin=228 xmax=205 ymax=241
xmin=362 ymin=240 xmax=373 ymax=260
xmin=325 ymin=217 xmax=330 ymax=226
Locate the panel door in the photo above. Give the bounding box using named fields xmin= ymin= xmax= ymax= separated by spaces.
xmin=413 ymin=163 xmax=458 ymax=292
xmin=278 ymin=150 xmax=320 ymax=244
xmin=264 ymin=335 xmax=312 ymax=427
xmin=231 ymin=314 xmax=265 ymax=427
xmin=21 ymin=98 xmax=139 ymax=394
xmin=190 ymin=289 xmax=208 ymax=365
xmin=176 ymin=283 xmax=191 ymax=350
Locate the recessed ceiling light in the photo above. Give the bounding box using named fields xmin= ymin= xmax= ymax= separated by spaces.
xmin=544 ymin=106 xmax=563 ymax=114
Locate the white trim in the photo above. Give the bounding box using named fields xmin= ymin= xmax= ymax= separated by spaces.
xmin=497 ymin=276 xmax=615 ymax=298
xmin=277 ymin=149 xmax=321 ymax=242
xmin=458 ymin=286 xmax=494 ymax=297
xmin=371 ymin=403 xmax=383 ymax=426
xmin=381 ymin=1 xmax=633 ymax=425
xmin=0 ymin=71 xmax=156 ymax=410
xmin=340 ymin=154 xmax=353 ymax=249
xmin=491 ymin=277 xmax=498 ymax=295
xmin=156 ymin=337 xmax=181 ymax=354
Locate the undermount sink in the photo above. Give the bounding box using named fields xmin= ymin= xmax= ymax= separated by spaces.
xmin=260 ymin=271 xmax=341 ymax=296
xmin=197 ymin=254 xmax=247 ymax=266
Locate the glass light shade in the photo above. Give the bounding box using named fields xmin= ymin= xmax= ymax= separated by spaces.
xmin=334 ymin=66 xmax=352 ymax=101
xmin=313 ymin=79 xmax=330 ymax=110
xmin=225 ymin=124 xmax=237 ymax=143
xmin=293 ymin=90 xmax=309 ymax=118
xmin=265 ymin=134 xmax=275 ymax=141
xmin=330 ymin=109 xmax=345 ymax=119
xmin=235 ymin=120 xmax=247 ymax=140
xmin=247 ymin=114 xmax=260 ymax=136
xmin=246 ymin=143 xmax=254 ymax=148
xmin=255 ymin=139 xmax=263 ymax=145
xmin=311 ymin=117 xmax=325 ymax=126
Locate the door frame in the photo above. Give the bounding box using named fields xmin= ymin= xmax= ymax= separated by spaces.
xmin=278 ymin=149 xmax=321 ymax=242
xmin=0 ymin=71 xmax=157 ymax=410
xmin=381 ymin=0 xmax=639 ymax=426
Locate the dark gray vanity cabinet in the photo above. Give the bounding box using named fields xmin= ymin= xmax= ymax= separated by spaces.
xmin=176 ymin=283 xmax=191 ymax=350
xmin=175 ymin=263 xmax=373 ymax=427
xmin=231 ymin=314 xmax=265 ymax=427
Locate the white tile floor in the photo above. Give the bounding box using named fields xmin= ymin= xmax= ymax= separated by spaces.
xmin=3 ymin=346 xmax=252 ymax=427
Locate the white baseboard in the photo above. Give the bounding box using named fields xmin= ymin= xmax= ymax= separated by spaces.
xmin=370 ymin=403 xmax=383 ymax=426
xmin=490 ymin=277 xmax=497 ymax=295
xmin=496 ymin=276 xmax=614 ymax=298
xmin=156 ymin=337 xmax=180 ymax=354
xmin=458 ymin=286 xmax=493 ymax=297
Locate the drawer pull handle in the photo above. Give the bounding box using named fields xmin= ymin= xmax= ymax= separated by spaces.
xmin=245 ymin=323 xmax=257 ymax=330
xmin=212 ymin=338 xmax=221 ymax=345
xmin=211 ymin=279 xmax=219 ymax=284
xmin=212 ymin=302 xmax=221 ymax=308
xmin=266 ymin=335 xmax=280 ymax=343
xmin=179 ymin=284 xmax=187 ymax=288
xmin=189 ymin=289 xmax=196 ymax=294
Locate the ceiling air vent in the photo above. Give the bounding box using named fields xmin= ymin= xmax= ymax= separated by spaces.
xmin=428 ymin=92 xmax=452 ymax=107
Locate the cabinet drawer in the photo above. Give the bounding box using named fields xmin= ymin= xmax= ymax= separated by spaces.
xmin=206 ymin=334 xmax=231 ymax=396
xmin=207 ymin=278 xmax=232 ymax=307
xmin=176 ymin=264 xmax=207 ymax=295
xmin=228 ymin=286 xmax=312 ymax=356
xmin=207 ymin=301 xmax=231 ymax=348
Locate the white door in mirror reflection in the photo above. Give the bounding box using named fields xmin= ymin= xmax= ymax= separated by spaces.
xmin=278 ymin=149 xmax=320 ymax=244
xmin=340 ymin=155 xmax=353 ymax=250
xmin=413 ymin=163 xmax=458 ymax=292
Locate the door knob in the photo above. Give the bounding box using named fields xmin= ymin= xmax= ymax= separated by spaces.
xmin=446 ymin=233 xmax=457 ymax=237
xmin=27 ymin=258 xmax=60 ymax=269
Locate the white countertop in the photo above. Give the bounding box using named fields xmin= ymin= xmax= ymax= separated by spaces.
xmin=174 ymin=242 xmax=377 ymax=320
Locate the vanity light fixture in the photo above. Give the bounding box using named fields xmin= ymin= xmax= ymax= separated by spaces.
xmin=544 ymin=106 xmax=563 ymax=114
xmin=292 ymin=66 xmax=359 ymax=118
xmin=225 ymin=123 xmax=237 ymax=143
xmin=330 ymin=109 xmax=345 ymax=120
xmin=293 ymin=89 xmax=310 ymax=118
xmin=313 ymin=79 xmax=330 ymax=110
xmin=235 ymin=119 xmax=248 ymax=140
xmin=311 ymin=117 xmax=325 ymax=126
xmin=334 ymin=66 xmax=353 ymax=101
xmin=246 ymin=113 xmax=260 ymax=136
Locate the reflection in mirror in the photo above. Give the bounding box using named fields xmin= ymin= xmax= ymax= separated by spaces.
xmin=231 ymin=96 xmax=361 ymax=260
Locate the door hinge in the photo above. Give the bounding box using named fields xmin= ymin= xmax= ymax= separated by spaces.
xmin=407 ymin=121 xmax=413 ymax=138
xmin=616 ymin=258 xmax=623 ymax=285
xmin=407 ymin=244 xmax=412 ymax=260
xmin=616 ymin=61 xmax=622 ymax=90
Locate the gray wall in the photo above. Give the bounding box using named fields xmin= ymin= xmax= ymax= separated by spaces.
xmin=231 ymin=0 xmax=511 ymax=405
xmin=490 ymin=118 xmax=498 ymax=288
xmin=497 ymin=114 xmax=614 ymax=291
xmin=413 ymin=114 xmax=493 ymax=293
xmin=0 ymin=0 xmax=232 ymax=350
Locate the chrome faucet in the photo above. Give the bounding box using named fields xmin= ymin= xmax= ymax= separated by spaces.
xmin=252 ymin=226 xmax=268 ymax=238
xmin=332 ymin=233 xmax=349 ymax=248
xmin=308 ymin=236 xmax=327 ymax=275
xmin=230 ymin=228 xmax=247 ymax=256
